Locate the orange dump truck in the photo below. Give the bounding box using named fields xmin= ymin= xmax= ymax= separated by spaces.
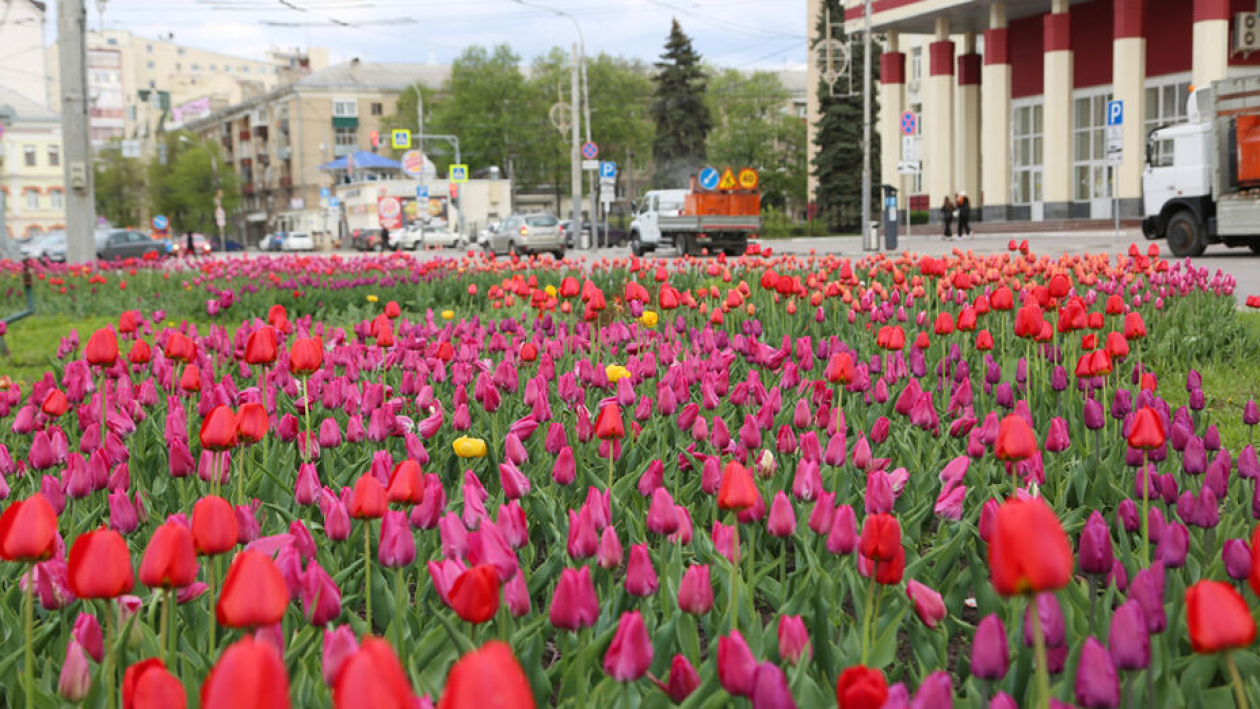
xmin=628 ymin=167 xmax=761 ymax=257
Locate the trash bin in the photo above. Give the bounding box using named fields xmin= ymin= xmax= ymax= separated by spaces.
xmin=882 ymin=184 xmax=899 ymax=251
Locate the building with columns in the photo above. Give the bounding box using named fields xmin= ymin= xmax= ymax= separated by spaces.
xmin=841 ymin=0 xmax=1258 ymax=222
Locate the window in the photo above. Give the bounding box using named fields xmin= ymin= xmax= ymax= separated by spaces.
xmin=1073 ymin=91 xmax=1113 ymax=202
xmin=333 ymin=99 xmax=358 ymax=117
xmin=1145 ymin=76 xmax=1191 ymax=166
xmin=25 ymin=191 xmax=39 ymax=210
xmin=23 ymin=145 xmax=36 ymax=166
xmin=370 ymin=102 xmax=383 ymax=116
xmin=48 ymin=145 xmax=60 ymax=167
xmin=1012 ymin=100 xmax=1044 ymax=205
xmin=49 ymin=190 xmax=63 ymax=209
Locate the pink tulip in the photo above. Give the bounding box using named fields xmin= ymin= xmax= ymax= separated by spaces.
xmin=625 ymin=544 xmax=658 ymax=596
xmin=604 ymin=611 xmax=653 ymax=681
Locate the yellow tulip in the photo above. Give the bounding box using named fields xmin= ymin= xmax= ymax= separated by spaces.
xmin=452 ymin=436 xmax=487 ymax=458
xmin=605 ymin=364 xmax=631 ymax=383
xmin=639 ymin=310 xmax=658 ymax=328
xmin=442 ymin=310 xmax=455 ymax=320
xmin=367 ymin=295 xmax=379 ymax=303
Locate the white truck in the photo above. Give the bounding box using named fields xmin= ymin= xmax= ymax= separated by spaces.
xmin=628 ymin=188 xmax=760 ymax=257
xmin=1142 ymin=75 xmax=1260 ymax=257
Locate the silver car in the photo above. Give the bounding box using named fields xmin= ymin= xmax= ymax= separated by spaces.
xmin=489 ymin=213 xmax=564 ymax=258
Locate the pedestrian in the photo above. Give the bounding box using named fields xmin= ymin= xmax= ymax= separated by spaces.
xmin=957 ymin=191 xmax=972 ymax=238
xmin=379 ymin=227 xmax=391 ymax=253
xmin=941 ymin=196 xmax=955 ymax=240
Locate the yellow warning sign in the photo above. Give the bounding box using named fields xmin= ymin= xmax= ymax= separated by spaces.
xmin=737 ymin=167 xmax=759 ymax=190
xmin=718 ymin=168 xmax=737 ymax=191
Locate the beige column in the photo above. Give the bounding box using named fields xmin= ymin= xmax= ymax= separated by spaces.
xmin=955 ymin=32 xmax=981 ymax=209
xmin=982 ymin=2 xmax=1012 ymax=220
xmin=925 ymin=17 xmax=955 ymax=219
xmin=1113 ymin=0 xmax=1146 ymax=218
xmin=879 ymin=32 xmax=905 ymax=200
xmin=1193 ymin=0 xmax=1229 ymax=88
xmin=1042 ymin=0 xmax=1074 ymax=219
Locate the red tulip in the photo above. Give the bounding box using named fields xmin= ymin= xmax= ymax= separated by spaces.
xmin=0 ymin=494 xmax=59 ymax=562
xmin=1127 ymin=407 xmax=1166 ymax=450
xmin=836 ymin=665 xmax=888 ymax=709
xmin=717 ymin=460 xmax=757 ymax=512
xmin=216 ymin=550 xmax=289 ymax=628
xmin=447 ymin=564 xmax=500 ymax=624
xmin=200 ymin=636 xmax=291 ymax=709
xmin=85 ymin=327 xmax=119 ymax=366
xmin=988 ymin=498 xmax=1073 ymax=596
xmin=164 ymin=332 xmax=197 ymax=363
xmin=123 ymin=658 xmax=187 ymax=709
xmin=139 ymin=521 xmax=198 ymax=589
xmin=437 ymin=641 xmax=536 ymax=709
xmin=200 ymin=405 xmax=238 ymax=451
xmin=41 ymin=389 xmax=69 ymax=417
xmin=350 ymin=475 xmax=388 ymax=519
xmin=243 ymin=327 xmax=278 ymax=365
xmin=333 ymin=637 xmax=414 ymax=708
xmin=235 ymin=403 xmax=269 ymax=444
xmin=995 ymin=414 xmax=1038 ymax=462
xmin=1185 ymin=580 xmax=1256 ymax=653
xmin=289 ymin=338 xmax=323 ymax=374
xmin=594 ymin=404 xmax=625 ymax=440
xmin=192 ymin=496 xmax=238 ymax=556
xmin=67 ymin=527 xmax=134 ymax=598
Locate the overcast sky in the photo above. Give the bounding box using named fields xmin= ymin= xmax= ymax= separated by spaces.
xmin=51 ymin=0 xmax=806 ymax=70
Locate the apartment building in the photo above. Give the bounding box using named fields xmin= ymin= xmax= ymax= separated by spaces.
xmin=1 ymin=85 xmax=64 ymax=241
xmin=182 ymin=60 xmax=449 ymax=245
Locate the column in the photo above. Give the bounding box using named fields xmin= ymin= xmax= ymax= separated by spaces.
xmin=982 ymin=1 xmax=1013 ymax=221
xmin=1193 ymin=0 xmax=1229 ymax=88
xmin=925 ymin=17 xmax=955 ymax=221
xmin=956 ymin=32 xmax=982 ymax=211
xmin=1042 ymin=0 xmax=1074 ymax=219
xmin=1113 ymin=0 xmax=1146 ymax=218
xmin=879 ymin=31 xmax=906 ymax=208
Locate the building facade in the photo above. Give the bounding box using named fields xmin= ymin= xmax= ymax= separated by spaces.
xmin=182 ymin=61 xmax=449 ymax=246
xmin=840 ymin=0 xmax=1260 ymax=221
xmin=1 ymin=85 xmax=63 ymax=241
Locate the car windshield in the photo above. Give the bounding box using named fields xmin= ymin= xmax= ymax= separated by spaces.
xmin=525 ymin=215 xmax=558 ymax=227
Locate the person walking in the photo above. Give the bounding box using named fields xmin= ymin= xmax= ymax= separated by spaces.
xmin=941 ymin=196 xmax=955 ymax=240
xmin=957 ymin=191 xmax=973 ymax=238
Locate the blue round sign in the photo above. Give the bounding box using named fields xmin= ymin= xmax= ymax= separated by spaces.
xmin=152 ymin=214 xmax=169 ymax=231
xmin=698 ymin=167 xmax=720 ymax=191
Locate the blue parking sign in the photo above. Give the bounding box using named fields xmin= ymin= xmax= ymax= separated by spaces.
xmin=1106 ymin=100 xmax=1123 ymax=126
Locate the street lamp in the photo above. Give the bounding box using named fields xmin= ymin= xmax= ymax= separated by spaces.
xmin=177 ymin=134 xmax=224 ymax=252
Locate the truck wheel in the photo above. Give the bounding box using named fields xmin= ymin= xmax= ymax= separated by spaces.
xmin=1166 ymin=211 xmax=1206 ymax=258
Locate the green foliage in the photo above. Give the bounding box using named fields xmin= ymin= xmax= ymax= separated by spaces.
xmin=650 ymin=20 xmax=712 ymax=187
xmin=812 ymin=0 xmax=881 ymax=231
xmin=147 ymin=132 xmax=240 ymax=237
xmin=94 ymin=142 xmax=147 ymax=229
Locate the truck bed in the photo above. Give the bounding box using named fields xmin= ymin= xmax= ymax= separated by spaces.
xmin=658 ymin=214 xmax=761 ymax=233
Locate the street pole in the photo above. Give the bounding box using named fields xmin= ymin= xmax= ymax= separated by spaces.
xmin=861 ymin=0 xmax=872 ymax=250
xmin=570 ymin=43 xmax=582 ymax=246
xmin=58 ymin=0 xmax=97 ymax=264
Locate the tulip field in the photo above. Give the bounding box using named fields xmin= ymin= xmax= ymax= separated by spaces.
xmin=1 ymin=243 xmax=1259 ymax=708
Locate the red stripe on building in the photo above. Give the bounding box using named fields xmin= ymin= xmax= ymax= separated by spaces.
xmin=1193 ymin=0 xmax=1229 ymax=22
xmin=1044 ymin=12 xmax=1071 ymax=52
xmin=1114 ymin=0 xmax=1146 ymax=38
xmin=880 ymin=52 xmax=906 ymax=84
xmin=984 ymin=28 xmax=1009 ymax=65
xmin=929 ymin=40 xmax=954 ymax=76
xmin=958 ymin=53 xmax=981 ymax=85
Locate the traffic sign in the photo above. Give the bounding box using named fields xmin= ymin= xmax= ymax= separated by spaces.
xmin=581 ymin=142 xmax=599 ymax=160
xmin=900 ymin=110 xmax=918 ymax=136
xmin=449 ymin=164 xmax=469 ymax=183
xmin=1106 ymin=100 xmax=1124 ymax=126
xmin=600 ymin=161 xmax=617 ymax=179
xmin=401 ymin=150 xmax=425 ymax=178
xmin=214 ymin=207 xmax=226 ymax=228
xmin=897 ymin=161 xmax=921 ymax=174
xmin=152 ymin=214 xmax=169 ymax=231
xmin=416 ymin=185 xmax=429 ymax=199
xmin=736 ymin=167 xmax=759 ymax=190
xmin=391 ymin=129 xmax=412 ymax=150
xmin=718 ymin=168 xmax=737 ymax=191
xmin=581 ymin=159 xmax=600 ymax=171
xmin=697 ymin=166 xmax=720 ymax=191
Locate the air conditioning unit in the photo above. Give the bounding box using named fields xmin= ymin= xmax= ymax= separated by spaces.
xmin=1235 ymin=13 xmax=1260 ymax=55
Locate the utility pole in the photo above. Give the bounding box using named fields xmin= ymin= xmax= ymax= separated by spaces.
xmin=58 ymin=0 xmax=97 ymax=264
xmin=861 ymin=0 xmax=872 ymax=250
xmin=569 ymin=43 xmax=582 ymax=244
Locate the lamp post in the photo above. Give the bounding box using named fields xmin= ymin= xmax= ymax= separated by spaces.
xmin=178 ymin=135 xmax=224 ymax=252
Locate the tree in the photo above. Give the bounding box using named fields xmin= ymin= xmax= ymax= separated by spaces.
xmin=147 ymin=132 xmax=240 ymax=237
xmin=812 ymin=0 xmax=880 ymax=231
xmin=706 ymin=69 xmax=808 ymax=214
xmin=650 ymin=20 xmax=711 ymax=187
xmin=94 ymin=142 xmax=146 ymax=229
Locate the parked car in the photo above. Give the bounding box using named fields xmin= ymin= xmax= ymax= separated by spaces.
xmin=350 ymin=228 xmax=383 ymax=251
xmin=98 ymin=229 xmax=168 ymax=260
xmin=19 ymin=231 xmax=66 ymax=262
xmin=170 ymin=234 xmax=213 ymax=257
xmin=284 ymin=232 xmax=315 ymax=251
xmin=488 ymin=213 xmax=565 ymax=257
xmin=562 ymin=220 xmax=628 ymax=248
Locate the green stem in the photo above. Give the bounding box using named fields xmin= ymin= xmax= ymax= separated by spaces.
xmin=364 ymin=522 xmax=373 ymax=632
xmin=1228 ymin=652 xmax=1249 ymax=709
xmin=860 ymin=572 xmax=877 ymax=665
xmin=24 ymin=564 xmax=34 ymax=709
xmin=1032 ymin=598 xmax=1051 ymax=709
